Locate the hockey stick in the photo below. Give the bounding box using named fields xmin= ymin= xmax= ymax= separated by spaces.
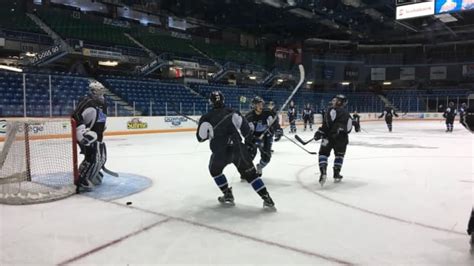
xmin=168 ymin=104 xmax=199 ymax=124
xmin=258 ymin=65 xmax=305 ymax=139
xmin=170 ymin=102 xmax=233 ymax=131
xmin=102 ymin=166 xmax=119 ymax=177
xmin=294 ymin=134 xmax=314 ymax=145
xmin=282 ymin=134 xmax=317 ymax=155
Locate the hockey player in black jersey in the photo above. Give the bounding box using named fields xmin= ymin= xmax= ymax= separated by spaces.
xmin=72 ymin=81 xmax=108 ymax=192
xmin=302 ymin=104 xmax=314 ymax=131
xmin=352 ymin=111 xmax=361 ymax=133
xmin=196 ymin=91 xmax=275 ymax=209
xmin=443 ymin=102 xmax=457 ymax=132
xmin=460 ymin=107 xmax=474 ymax=251
xmin=379 ymin=105 xmax=398 ymax=132
xmin=267 ymin=101 xmax=283 ymax=142
xmin=314 ymin=95 xmax=352 ymax=186
xmin=245 ymin=96 xmax=276 ymax=177
xmin=288 ymin=101 xmax=297 ymax=133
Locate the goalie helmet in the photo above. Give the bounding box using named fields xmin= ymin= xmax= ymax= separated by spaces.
xmin=89 ymin=81 xmax=105 ymax=99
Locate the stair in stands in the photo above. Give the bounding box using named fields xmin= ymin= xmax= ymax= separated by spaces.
xmin=25 ymin=13 xmax=72 ymax=66
xmin=95 ymin=78 xmax=142 ymax=116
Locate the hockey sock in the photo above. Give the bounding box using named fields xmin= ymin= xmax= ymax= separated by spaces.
xmin=319 ymin=155 xmax=328 ymax=168
xmin=213 ymin=174 xmax=229 ymax=192
xmin=334 ymin=155 xmax=344 ymax=169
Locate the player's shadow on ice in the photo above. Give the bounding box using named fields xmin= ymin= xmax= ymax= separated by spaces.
xmin=315 ymin=179 xmax=368 ymax=191
xmin=350 ymin=141 xmax=437 ymax=149
xmin=192 ymin=203 xmax=277 ymax=221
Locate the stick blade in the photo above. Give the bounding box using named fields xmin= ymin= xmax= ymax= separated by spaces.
xmin=102 ymin=167 xmax=119 ymax=177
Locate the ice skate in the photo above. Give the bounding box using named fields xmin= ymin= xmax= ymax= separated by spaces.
xmin=333 ymin=167 xmax=343 ymax=183
xmin=218 ymin=187 xmax=235 ymax=206
xmin=262 ymin=193 xmax=276 ymax=211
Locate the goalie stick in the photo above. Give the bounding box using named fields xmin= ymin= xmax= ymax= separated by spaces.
xmin=102 ymin=166 xmax=119 ymax=177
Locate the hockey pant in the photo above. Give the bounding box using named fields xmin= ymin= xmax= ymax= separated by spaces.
xmin=445 ymin=117 xmax=455 ymax=131
xmin=385 ymin=117 xmax=393 ymax=131
xmin=78 ymin=142 xmax=107 ymax=186
xmin=318 ymin=136 xmax=348 ymax=172
xmin=248 ymin=135 xmax=273 ymax=169
xmin=289 ymin=118 xmax=296 ymax=132
xmin=209 ymin=143 xmax=268 ymax=197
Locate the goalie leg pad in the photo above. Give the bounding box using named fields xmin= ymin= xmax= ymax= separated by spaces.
xmin=78 ymin=142 xmax=104 ymax=188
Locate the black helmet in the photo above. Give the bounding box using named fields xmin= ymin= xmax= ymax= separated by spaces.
xmin=209 ymin=91 xmax=225 ymax=108
xmin=333 ymin=94 xmax=348 ymax=106
xmin=252 ymin=96 xmax=264 ymax=107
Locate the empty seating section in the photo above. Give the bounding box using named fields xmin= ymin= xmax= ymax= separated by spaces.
xmin=0 ymin=71 xmax=89 ymax=117
xmin=132 ymin=30 xmax=199 ymax=57
xmin=36 ymin=8 xmax=136 ymax=47
xmin=0 ymin=8 xmax=43 ymax=33
xmin=132 ymin=30 xmax=265 ymax=65
xmin=0 ymin=71 xmax=135 ymax=117
xmin=103 ymin=78 xmax=208 ymax=115
xmin=193 ymin=42 xmax=266 ymax=66
xmin=191 ymin=84 xmax=381 ymax=113
xmin=1 ymin=71 xmax=471 ymax=117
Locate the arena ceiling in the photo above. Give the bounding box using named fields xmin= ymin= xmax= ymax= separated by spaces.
xmin=157 ymin=0 xmax=474 ymax=44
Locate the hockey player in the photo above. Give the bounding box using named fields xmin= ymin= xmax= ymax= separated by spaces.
xmin=443 ymin=102 xmax=457 ymax=132
xmin=267 ymin=101 xmax=283 ymax=142
xmin=352 ymin=111 xmax=361 ymax=133
xmin=314 ymin=94 xmax=352 ymax=186
xmin=379 ymin=105 xmax=398 ymax=132
xmin=245 ymin=96 xmax=276 ymax=177
xmin=196 ymin=91 xmax=275 ymax=209
xmin=72 ymin=81 xmax=108 ymax=192
xmin=460 ymin=107 xmax=474 ymax=251
xmin=459 ymin=103 xmax=467 ymax=124
xmin=288 ymin=101 xmax=297 ymax=133
xmin=302 ymin=103 xmax=314 ymax=131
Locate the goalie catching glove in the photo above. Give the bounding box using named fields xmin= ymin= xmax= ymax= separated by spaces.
xmin=76 ymin=124 xmax=98 ymax=146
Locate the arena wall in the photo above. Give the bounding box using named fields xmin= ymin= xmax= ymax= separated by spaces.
xmin=0 ymin=113 xmax=445 ymax=141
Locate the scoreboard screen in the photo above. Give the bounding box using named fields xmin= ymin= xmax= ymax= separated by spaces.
xmin=396 ymin=0 xmax=435 ymax=20
xmin=435 ymin=0 xmax=474 ymax=14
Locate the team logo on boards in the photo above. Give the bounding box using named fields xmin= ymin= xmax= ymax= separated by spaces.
xmin=164 ymin=116 xmax=187 ymax=127
xmin=0 ymin=120 xmax=6 ymax=134
xmin=127 ymin=118 xmax=148 ymax=129
xmin=18 ymin=122 xmax=45 ymax=134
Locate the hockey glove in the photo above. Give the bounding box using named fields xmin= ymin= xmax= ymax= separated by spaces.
xmin=274 ymin=128 xmax=283 ymax=142
xmin=314 ymin=129 xmax=325 ymax=141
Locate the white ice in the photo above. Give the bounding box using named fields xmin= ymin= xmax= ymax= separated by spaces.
xmin=1 ymin=120 xmax=473 ymax=265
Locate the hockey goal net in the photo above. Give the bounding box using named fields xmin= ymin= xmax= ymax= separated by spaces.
xmin=0 ymin=118 xmax=78 ymax=204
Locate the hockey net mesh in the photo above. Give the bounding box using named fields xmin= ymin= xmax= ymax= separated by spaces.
xmin=0 ymin=119 xmax=78 ymax=204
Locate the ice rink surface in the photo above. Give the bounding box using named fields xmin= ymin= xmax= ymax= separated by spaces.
xmin=1 ymin=120 xmax=473 ymax=265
